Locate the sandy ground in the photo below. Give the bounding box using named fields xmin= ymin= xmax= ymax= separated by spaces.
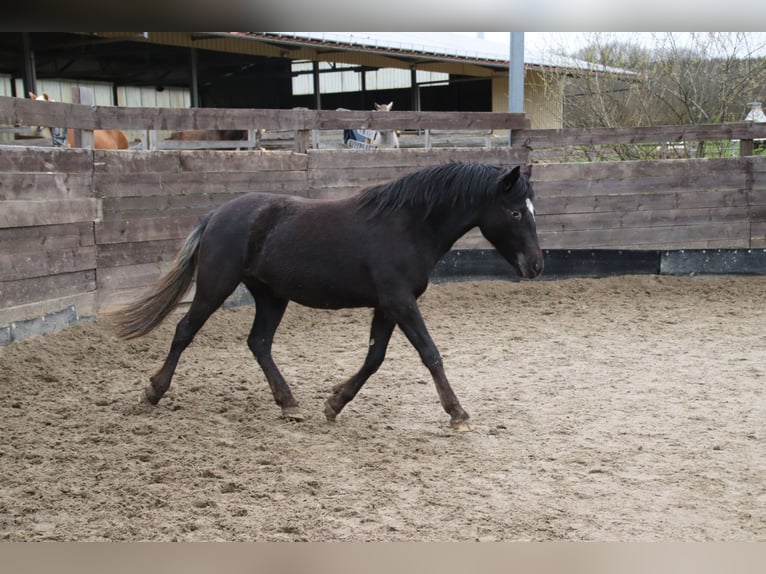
xmin=0 ymin=275 xmax=764 ymax=541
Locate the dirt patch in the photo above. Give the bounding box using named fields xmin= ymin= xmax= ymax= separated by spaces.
xmin=1 ymin=275 xmax=764 ymax=541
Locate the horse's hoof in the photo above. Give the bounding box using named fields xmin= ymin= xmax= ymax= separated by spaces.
xmin=450 ymin=419 xmax=473 ymax=433
xmin=281 ymin=406 xmax=305 ymax=422
xmin=323 ymin=401 xmax=337 ymax=422
xmin=143 ymin=387 xmax=160 ymax=406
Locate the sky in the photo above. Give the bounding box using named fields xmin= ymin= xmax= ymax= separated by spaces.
xmin=461 ymin=32 xmax=766 ymax=58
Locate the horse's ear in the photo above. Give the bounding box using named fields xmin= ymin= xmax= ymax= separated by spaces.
xmin=387 ymin=101 xmax=394 ymax=109
xmin=522 ymin=164 xmax=532 ymax=178
xmin=28 ymin=91 xmax=37 ymax=99
xmin=43 ymin=92 xmax=51 ymax=100
xmin=498 ymin=166 xmax=521 ymax=193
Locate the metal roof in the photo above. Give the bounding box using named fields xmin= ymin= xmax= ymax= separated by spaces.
xmin=220 ymin=32 xmax=636 ymax=77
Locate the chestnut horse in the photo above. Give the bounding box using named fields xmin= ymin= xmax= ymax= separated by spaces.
xmin=107 ymin=162 xmax=542 ymax=431
xmin=28 ymin=92 xmax=129 ymax=150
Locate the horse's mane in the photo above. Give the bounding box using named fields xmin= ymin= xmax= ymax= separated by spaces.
xmin=356 ymin=162 xmax=531 ymax=219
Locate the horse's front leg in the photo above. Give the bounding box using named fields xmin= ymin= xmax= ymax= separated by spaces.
xmin=245 ymin=284 xmax=303 ymax=421
xmin=386 ymin=298 xmax=472 ymax=432
xmin=324 ymin=309 xmax=395 ymax=421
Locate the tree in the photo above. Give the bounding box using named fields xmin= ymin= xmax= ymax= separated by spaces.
xmin=542 ymin=33 xmax=766 ymax=159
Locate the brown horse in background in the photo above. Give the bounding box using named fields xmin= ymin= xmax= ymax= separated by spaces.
xmin=28 ymin=92 xmax=129 ymax=150
xmin=166 ymin=130 xmax=248 ymax=142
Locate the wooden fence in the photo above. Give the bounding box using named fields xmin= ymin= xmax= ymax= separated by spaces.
xmin=1 ymin=94 xmax=766 ymax=343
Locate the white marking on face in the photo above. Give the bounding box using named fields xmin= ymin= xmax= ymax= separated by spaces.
xmin=526 ymin=198 xmax=536 ymax=222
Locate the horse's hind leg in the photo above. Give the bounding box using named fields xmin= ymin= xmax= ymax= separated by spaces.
xmin=146 ymin=268 xmax=241 ymax=405
xmin=244 ymin=283 xmax=303 ymax=421
xmin=324 ymin=308 xmax=395 ymax=421
xmin=145 ymin=304 xmax=211 ymax=404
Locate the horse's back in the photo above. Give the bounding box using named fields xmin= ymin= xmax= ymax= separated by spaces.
xmin=66 ymin=128 xmax=129 ymax=149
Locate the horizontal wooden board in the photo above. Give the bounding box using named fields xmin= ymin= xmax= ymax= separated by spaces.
xmin=0 ymin=146 xmax=93 ymax=173
xmin=2 ymin=97 xmax=530 ymax=131
xmin=0 ymin=291 xmax=96 ymax=328
xmin=751 ymin=221 xmax=766 ymax=248
xmin=97 ymin=238 xmax=186 ymax=268
xmin=538 ymin=221 xmax=752 ymax=250
xmin=513 ymin=123 xmax=766 ymax=148
xmin=0 ymin=269 xmax=96 ymax=308
xmin=1 ymin=245 xmax=96 ymax=281
xmin=96 ymin=214 xmax=203 ymax=245
xmin=0 ymin=222 xmax=94 ymax=255
xmin=96 ymin=261 xmax=171 ymax=292
xmin=539 ymin=206 xmax=761 ymax=233
xmin=0 ymin=173 xmax=93 ymax=201
xmin=0 ymin=198 xmax=99 ymax=227
xmin=306 ymin=147 xmax=528 ymax=170
xmin=535 ymin=189 xmax=759 ymax=216
xmin=101 ymin=192 xmax=250 ymax=217
xmin=534 ymin=175 xmax=747 ymax=200
xmin=90 ymin=149 xmax=309 ymax=176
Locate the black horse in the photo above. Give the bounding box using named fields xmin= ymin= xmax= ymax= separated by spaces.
xmin=108 ymin=162 xmax=543 ymax=431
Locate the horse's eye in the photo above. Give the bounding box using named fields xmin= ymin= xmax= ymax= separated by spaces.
xmin=510 ymin=210 xmax=522 ymax=220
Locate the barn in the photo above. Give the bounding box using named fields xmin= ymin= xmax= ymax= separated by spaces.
xmin=0 ymin=32 xmax=634 ymax=130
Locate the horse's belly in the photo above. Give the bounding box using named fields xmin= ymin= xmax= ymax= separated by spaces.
xmin=255 ymin=256 xmax=378 ymax=309
xmin=275 ymin=275 xmax=377 ymax=309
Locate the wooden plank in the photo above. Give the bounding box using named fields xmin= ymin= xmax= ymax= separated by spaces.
xmin=101 ymin=192 xmax=246 ymax=217
xmin=751 ymin=221 xmax=766 ymax=248
xmin=535 ymin=189 xmax=756 ymax=215
xmin=97 ymin=238 xmax=185 ymax=268
xmin=513 ymin=123 xmax=766 ymax=148
xmin=531 ymin=157 xmax=747 ymax=183
xmin=309 ymin=166 xmax=417 ymax=191
xmin=94 ymin=172 xmax=309 ymax=200
xmin=0 ymin=222 xmax=94 ymax=254
xmin=0 ymin=146 xmax=93 ymax=173
xmin=93 ymin=172 xmax=163 ymax=198
xmin=538 ymin=222 xmax=751 ymax=250
xmin=2 ymin=97 xmax=530 ymax=132
xmin=0 ymin=173 xmax=93 ymax=201
xmin=0 ymin=292 xmax=96 ymax=328
xmin=307 ymin=147 xmax=528 ymax=170
xmin=534 ymin=173 xmax=746 ymax=199
xmin=97 ymin=261 xmax=169 ymax=291
xmin=1 ymin=245 xmax=96 ymax=281
xmin=95 ymin=214 xmax=203 ymax=245
xmin=0 ymin=198 xmax=99 ymax=227
xmin=539 ymin=206 xmax=755 ymax=233
xmin=91 ymin=149 xmax=309 ymax=176
xmin=0 ymin=270 xmax=96 ymax=308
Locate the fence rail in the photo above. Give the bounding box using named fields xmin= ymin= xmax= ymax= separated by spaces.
xmin=3 ymin=92 xmax=766 ymax=343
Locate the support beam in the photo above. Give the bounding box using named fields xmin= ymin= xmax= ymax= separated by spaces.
xmin=508 ymin=32 xmax=524 ymax=145
xmin=313 ymin=61 xmax=322 ymax=110
xmin=21 ymin=32 xmax=36 ymax=97
xmin=189 ymin=47 xmax=200 ymax=108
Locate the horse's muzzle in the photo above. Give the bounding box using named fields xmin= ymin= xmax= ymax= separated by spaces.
xmin=517 ymin=252 xmax=544 ymax=279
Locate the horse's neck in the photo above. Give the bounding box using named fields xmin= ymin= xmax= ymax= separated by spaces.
xmin=417 ymin=196 xmax=483 ymax=262
xmin=376 ymin=130 xmax=399 ymax=149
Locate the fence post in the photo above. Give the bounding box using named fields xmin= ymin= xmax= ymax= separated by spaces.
xmin=294 ymin=129 xmax=310 ymax=153
xmin=71 ymin=86 xmax=94 ymax=149
xmin=740 ymin=139 xmax=754 ymax=157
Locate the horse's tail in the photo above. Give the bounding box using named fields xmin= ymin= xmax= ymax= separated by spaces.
xmin=105 ymin=216 xmax=211 ymax=340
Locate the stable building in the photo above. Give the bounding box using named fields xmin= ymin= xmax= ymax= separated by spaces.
xmin=0 ymin=32 xmax=634 ymax=129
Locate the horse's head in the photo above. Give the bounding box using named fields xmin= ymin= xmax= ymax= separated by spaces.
xmin=374 ymin=102 xmax=394 ymax=111
xmin=479 ymin=164 xmax=543 ymax=279
xmin=29 ymin=91 xmax=52 ymax=102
